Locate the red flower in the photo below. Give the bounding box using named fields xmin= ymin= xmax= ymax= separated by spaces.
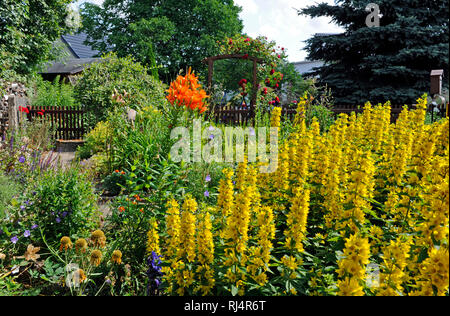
xmin=275 ymin=84 xmax=279 ymax=89
xmin=244 ymin=38 xmax=250 ymax=42
xmin=19 ymin=106 xmax=29 ymax=114
xmin=277 ymin=54 xmax=281 ymax=59
xmin=270 ymin=69 xmax=275 ymax=75
xmin=37 ymin=111 xmax=44 ymax=116
xmin=242 ymin=54 xmax=249 ymax=59
xmin=238 ymin=79 xmax=247 ymax=87
xmin=275 ymin=96 xmax=280 ymax=103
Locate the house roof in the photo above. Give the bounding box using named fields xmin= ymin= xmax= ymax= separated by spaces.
xmin=40 ymin=58 xmax=103 ymax=75
xmin=293 ymin=60 xmax=324 ymax=75
xmin=314 ymin=32 xmax=344 ymax=37
xmin=61 ymin=33 xmax=100 ymax=59
xmin=40 ymin=32 xmax=105 ymax=75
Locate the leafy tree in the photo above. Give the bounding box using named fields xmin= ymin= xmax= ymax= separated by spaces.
xmin=298 ymin=0 xmax=449 ymax=105
xmin=0 ymin=0 xmax=77 ymax=79
xmin=80 ymin=0 xmax=244 ymax=81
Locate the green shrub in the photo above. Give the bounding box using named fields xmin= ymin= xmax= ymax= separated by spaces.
xmin=74 ymin=52 xmax=168 ymax=131
xmin=28 ymin=166 xmax=99 ymax=243
xmin=76 ymin=121 xmax=111 ymax=160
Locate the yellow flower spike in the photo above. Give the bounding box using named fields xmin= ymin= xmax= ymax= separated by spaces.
xmin=146 ymin=219 xmax=161 ymax=255
xmin=180 ymin=195 xmax=197 ymax=263
xmin=336 ymin=233 xmax=370 ymax=296
xmin=270 ymin=106 xmax=282 ymax=128
xmin=284 ymin=186 xmax=310 ymax=253
xmin=217 ymin=168 xmax=234 ymax=218
xmin=165 ymin=199 xmax=181 ymax=258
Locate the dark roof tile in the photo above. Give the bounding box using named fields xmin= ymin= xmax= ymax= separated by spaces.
xmin=61 ymin=33 xmax=100 ymax=59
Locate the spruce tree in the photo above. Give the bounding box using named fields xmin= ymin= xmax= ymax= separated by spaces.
xmin=299 ymin=0 xmax=449 ymax=105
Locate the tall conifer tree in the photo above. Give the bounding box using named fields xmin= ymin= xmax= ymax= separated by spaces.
xmin=299 ymin=0 xmax=449 ymax=105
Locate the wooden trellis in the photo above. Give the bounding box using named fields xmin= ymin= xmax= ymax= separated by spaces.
xmin=203 ymin=54 xmax=264 ymax=117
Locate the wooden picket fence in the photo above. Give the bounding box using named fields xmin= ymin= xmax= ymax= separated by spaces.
xmin=26 ymin=105 xmax=86 ymax=140
xmin=208 ymin=103 xmax=416 ymax=125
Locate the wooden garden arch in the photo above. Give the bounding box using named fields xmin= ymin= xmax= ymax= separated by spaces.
xmin=203 ymin=54 xmax=264 ymax=116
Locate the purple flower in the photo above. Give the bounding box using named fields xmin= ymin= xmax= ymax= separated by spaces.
xmin=204 ymin=190 xmax=210 ymax=197
xmin=205 ymin=174 xmax=211 ymax=182
xmin=62 ymin=211 xmax=68 ymax=218
xmin=147 ymin=252 xmax=163 ymax=295
xmin=209 ymin=126 xmax=215 ymax=131
xmin=209 ymin=134 xmax=215 ymax=140
xmin=11 ymin=236 xmax=18 ymax=244
xmin=18 ymin=156 xmax=25 ymax=163
xmin=249 ymin=128 xmax=256 ymax=136
xmin=20 ymin=205 xmax=26 ymax=211
xmin=31 ymin=224 xmax=38 ymax=230
xmin=56 ymin=217 xmax=61 ymax=223
xmin=23 ymin=230 xmax=30 ymax=238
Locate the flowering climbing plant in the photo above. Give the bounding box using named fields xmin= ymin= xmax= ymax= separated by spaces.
xmin=215 ymin=35 xmax=290 ymax=113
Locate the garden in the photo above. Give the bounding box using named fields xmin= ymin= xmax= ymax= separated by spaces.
xmin=0 ymin=0 xmax=448 ymax=298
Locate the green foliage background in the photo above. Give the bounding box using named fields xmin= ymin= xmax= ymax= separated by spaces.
xmin=80 ymin=0 xmax=244 ymax=81
xmin=0 ymin=0 xmax=76 ymax=80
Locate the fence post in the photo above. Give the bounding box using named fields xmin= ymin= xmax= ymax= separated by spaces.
xmin=7 ymin=94 xmax=18 ymax=132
